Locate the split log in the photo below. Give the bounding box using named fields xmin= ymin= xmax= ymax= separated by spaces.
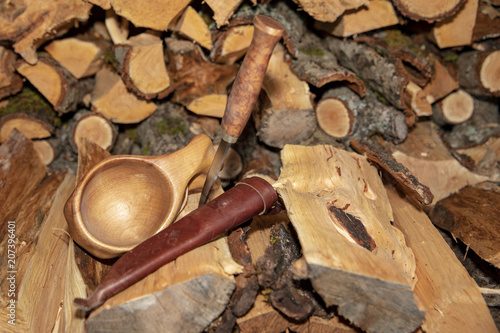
xmin=274 ymin=144 xmax=424 ymax=333
xmin=84 ymin=192 xmax=241 ymax=333
xmin=237 ymin=294 xmax=294 ymax=333
xmin=428 ymin=181 xmax=500 ymax=268
xmin=0 ymin=130 xmax=46 ymax=228
xmin=16 ymin=55 xmax=94 ymax=113
xmin=431 ymin=89 xmax=475 ymax=125
xmin=387 ymin=121 xmax=491 ymax=203
xmin=241 ymin=145 xmax=281 ymax=184
xmin=0 ymin=46 xmax=23 ymax=100
xmin=453 ymin=136 xmax=500 ymax=178
xmin=113 ymin=32 xmax=171 ymax=99
xmin=171 ymin=6 xmax=213 ymax=50
xmin=315 ymin=86 xmax=408 ymax=144
xmin=87 ymin=0 xmax=190 ymax=31
xmin=391 ymin=0 xmax=466 ymax=23
xmin=44 ymin=35 xmax=110 ymax=79
xmin=0 ymin=87 xmax=59 ymax=142
xmin=290 ymin=0 xmax=368 ymax=23
xmin=472 ymin=2 xmax=500 ymax=42
xmin=165 ymin=38 xmax=238 ymax=118
xmin=386 ymin=185 xmax=497 ymax=333
xmin=327 ymin=37 xmax=407 ymax=110
xmin=136 ymin=101 xmax=196 ymax=156
xmin=432 ymin=0 xmax=479 ymax=48
xmin=90 ymin=66 xmax=157 ymax=123
xmin=457 ymin=49 xmax=500 ymax=97
xmin=67 ymin=110 xmax=118 ymax=153
xmin=403 ymin=81 xmax=432 ymax=117
xmin=0 ymin=129 xmax=75 ymax=331
xmin=254 ymin=43 xmax=316 ymax=148
xmin=0 ymin=0 xmax=92 ymax=64
xmin=32 ymin=138 xmax=59 ymax=165
xmin=314 ymin=0 xmax=399 ymax=37
xmin=205 ymin=0 xmax=243 ymax=27
xmin=211 ymin=23 xmax=254 ymax=64
xmin=441 ymin=97 xmax=500 ymax=150
xmin=422 ymin=58 xmax=459 ymax=104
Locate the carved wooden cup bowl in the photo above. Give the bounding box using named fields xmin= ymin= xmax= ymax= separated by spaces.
xmin=64 ymin=134 xmax=215 ymax=259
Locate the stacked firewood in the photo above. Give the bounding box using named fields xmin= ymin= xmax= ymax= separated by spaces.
xmin=1 ymin=0 xmax=499 ymax=332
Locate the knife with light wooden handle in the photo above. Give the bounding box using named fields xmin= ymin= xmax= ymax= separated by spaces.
xmin=198 ymin=15 xmax=284 ymax=207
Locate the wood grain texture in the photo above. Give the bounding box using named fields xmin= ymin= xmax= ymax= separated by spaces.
xmin=275 ymin=144 xmax=423 ymax=333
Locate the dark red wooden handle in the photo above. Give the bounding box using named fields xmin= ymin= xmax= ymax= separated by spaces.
xmin=74 ymin=177 xmax=278 ymax=310
xmin=221 ymin=15 xmax=284 ymax=142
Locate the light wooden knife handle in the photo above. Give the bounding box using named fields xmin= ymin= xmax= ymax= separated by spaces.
xmin=221 ymin=15 xmax=284 ymax=142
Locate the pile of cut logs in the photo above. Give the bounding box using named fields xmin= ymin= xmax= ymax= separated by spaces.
xmin=1 ymin=0 xmax=499 ymax=332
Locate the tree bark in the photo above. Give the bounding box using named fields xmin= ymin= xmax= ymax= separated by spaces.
xmin=457 ymin=50 xmax=500 ymax=97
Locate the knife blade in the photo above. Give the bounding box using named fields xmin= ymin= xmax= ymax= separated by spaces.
xmin=199 ymin=15 xmax=285 ymax=206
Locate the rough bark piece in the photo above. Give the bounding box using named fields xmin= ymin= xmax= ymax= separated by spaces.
xmin=391 ymin=0 xmax=466 ymax=23
xmin=84 ymin=192 xmax=241 ymax=333
xmin=136 ymin=101 xmax=196 ymax=156
xmin=205 ymin=0 xmax=243 ymax=27
xmin=88 ymin=0 xmax=190 ymax=31
xmin=386 ymin=185 xmax=497 ymax=333
xmin=254 ymin=43 xmax=316 ymax=148
xmin=275 ymin=5 xmax=366 ymax=95
xmin=317 ymin=86 xmax=408 ymax=144
xmin=16 ymin=55 xmax=94 ymax=113
xmin=428 ymin=181 xmax=500 ymax=268
xmin=90 ymin=66 xmax=157 ymax=123
xmin=0 ymin=0 xmax=92 ymax=64
xmin=275 ymin=144 xmax=424 ymax=333
xmin=172 ymin=6 xmax=213 ymax=50
xmin=350 ymin=137 xmax=434 ymax=206
xmin=327 ymin=37 xmax=407 ymax=110
xmin=457 ymin=50 xmax=500 ymax=97
xmin=388 ymin=121 xmax=491 ymax=203
xmin=355 ymin=30 xmax=434 ymax=88
xmin=314 ymin=0 xmax=399 ymax=37
xmin=165 ymin=38 xmax=238 ymax=117
xmin=290 ymin=0 xmax=368 ymax=22
xmin=0 ymin=46 xmax=23 ymax=100
xmin=114 ymin=32 xmax=171 ymax=99
xmin=432 ymin=0 xmax=479 ymax=48
xmin=211 ymin=24 xmax=254 ymax=64
xmin=68 ymin=110 xmax=118 ymax=153
xmin=44 ymin=36 xmax=110 ymax=79
xmin=432 ymin=89 xmax=474 ymax=125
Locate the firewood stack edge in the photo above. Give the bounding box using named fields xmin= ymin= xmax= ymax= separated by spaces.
xmin=0 ymin=0 xmax=499 ymax=332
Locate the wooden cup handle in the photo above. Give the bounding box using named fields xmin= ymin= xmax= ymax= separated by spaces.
xmin=220 ymin=15 xmax=284 ymax=142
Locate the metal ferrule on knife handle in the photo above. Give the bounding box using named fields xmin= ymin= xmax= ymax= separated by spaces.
xmin=74 ymin=177 xmax=278 ymax=311
xmin=220 ymin=15 xmax=285 ymax=143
